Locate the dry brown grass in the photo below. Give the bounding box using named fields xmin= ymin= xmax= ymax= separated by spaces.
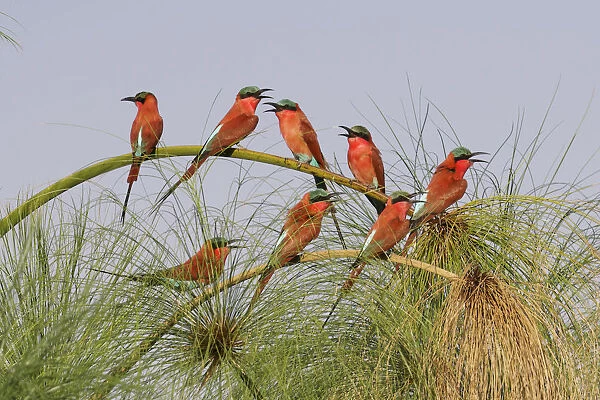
xmin=429 ymin=264 xmax=557 ymax=400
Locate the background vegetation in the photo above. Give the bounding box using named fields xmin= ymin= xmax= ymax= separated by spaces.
xmin=1 ymin=17 xmax=599 ymax=400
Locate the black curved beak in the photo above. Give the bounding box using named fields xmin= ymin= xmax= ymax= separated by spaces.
xmin=227 ymin=238 xmax=246 ymax=249
xmin=257 ymin=88 xmax=273 ymax=100
xmin=121 ymin=96 xmax=136 ymax=102
xmin=338 ymin=125 xmax=353 ymax=138
xmin=263 ymin=101 xmax=281 ymax=113
xmin=391 ymin=192 xmax=422 ymax=204
xmin=468 ymin=151 xmax=489 ymax=163
xmin=315 ymin=192 xmax=342 ymax=203
xmin=327 ymin=191 xmax=343 ymax=200
xmin=407 ymin=192 xmax=422 ymax=202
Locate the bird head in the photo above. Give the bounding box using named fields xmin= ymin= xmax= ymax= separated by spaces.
xmin=264 ymin=98 xmax=298 ymax=113
xmin=387 ymin=191 xmax=422 ymax=217
xmin=303 ymin=189 xmax=339 ymax=216
xmin=206 ymin=237 xmax=244 ymax=249
xmin=385 ymin=191 xmax=420 ymax=216
xmin=238 ymin=86 xmax=273 ymax=100
xmin=388 ymin=191 xmax=418 ymax=204
xmin=339 ymin=125 xmax=372 ymax=141
xmin=121 ymin=91 xmax=155 ymax=104
xmin=445 ymin=147 xmax=489 ymax=179
xmin=450 ymin=146 xmax=489 ymax=164
xmin=308 ymin=189 xmax=339 ymax=204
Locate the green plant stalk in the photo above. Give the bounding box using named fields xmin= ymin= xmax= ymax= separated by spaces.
xmin=0 ymin=11 xmax=21 ymax=49
xmin=90 ymin=250 xmax=454 ymax=399
xmin=0 ymin=146 xmax=389 ymax=238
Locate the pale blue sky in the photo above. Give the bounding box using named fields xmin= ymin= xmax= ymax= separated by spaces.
xmin=2 ymin=2 xmax=599 ymax=210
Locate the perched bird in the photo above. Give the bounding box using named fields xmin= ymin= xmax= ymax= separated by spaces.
xmin=265 ymin=99 xmax=346 ymax=248
xmin=410 ymin=146 xmax=488 ymax=229
xmin=339 ymin=125 xmax=386 ymax=214
xmin=251 ymin=189 xmax=337 ymax=305
xmin=93 ymin=237 xmax=241 ymax=289
xmin=156 ymin=86 xmax=272 ymax=206
xmin=398 ymin=146 xmax=488 ymax=261
xmin=120 ymin=91 xmax=164 ymax=223
xmin=322 ymin=191 xmax=416 ymax=327
xmin=264 ymin=99 xmax=329 ymax=190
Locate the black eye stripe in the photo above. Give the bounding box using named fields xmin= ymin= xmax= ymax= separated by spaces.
xmin=241 ymin=92 xmax=259 ymax=99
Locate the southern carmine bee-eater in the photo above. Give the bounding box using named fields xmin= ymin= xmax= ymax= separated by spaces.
xmin=93 ymin=237 xmax=241 ymax=289
xmin=264 ymin=99 xmax=346 ymax=248
xmin=120 ymin=91 xmax=164 ymax=223
xmin=339 ymin=125 xmax=386 ymax=215
xmin=322 ymin=191 xmax=416 ymax=327
xmin=398 ymin=146 xmax=488 ymax=261
xmin=410 ymin=146 xmax=488 ymax=229
xmin=250 ymin=189 xmax=338 ymax=305
xmin=264 ymin=99 xmax=329 ymax=189
xmin=156 ymin=86 xmax=272 ymax=206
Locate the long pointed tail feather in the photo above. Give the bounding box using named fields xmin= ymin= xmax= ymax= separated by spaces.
xmin=121 ymin=161 xmax=141 ymax=224
xmin=247 ymin=252 xmax=305 ymax=312
xmin=249 ymin=269 xmax=275 ymax=308
xmin=181 ymin=153 xmax=204 ymax=182
xmin=91 ymin=268 xmax=168 ymax=287
xmin=366 ymin=194 xmax=386 ymax=215
xmin=316 ymin=177 xmax=347 ymax=249
xmin=154 ymin=179 xmax=184 ymax=212
xmin=154 ymin=154 xmax=208 ymax=211
xmin=127 ymin=161 xmax=141 ymax=183
xmin=314 ymin=175 xmax=327 ymax=191
xmin=343 ymin=262 xmax=364 ymax=289
xmin=329 ymin=206 xmax=347 ymax=249
xmin=90 ymin=268 xmax=138 ymax=281
xmin=322 ymin=292 xmax=344 ymax=328
xmin=322 ymin=261 xmax=364 ymax=328
xmin=121 ymin=181 xmax=134 ymax=224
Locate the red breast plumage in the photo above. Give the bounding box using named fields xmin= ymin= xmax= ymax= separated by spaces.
xmin=92 ymin=237 xmax=241 ymax=288
xmin=395 ymin=147 xmax=488 ymax=265
xmin=156 ymin=86 xmax=272 ymax=207
xmin=322 ymin=191 xmax=415 ymax=327
xmin=411 ymin=146 xmax=488 ymax=228
xmin=251 ymin=189 xmax=337 ymax=304
xmin=121 ymin=91 xmax=164 ymax=223
xmin=264 ymin=99 xmax=347 ymax=249
xmin=265 ymin=99 xmax=328 ymax=171
xmin=340 ymin=125 xmax=386 ymax=214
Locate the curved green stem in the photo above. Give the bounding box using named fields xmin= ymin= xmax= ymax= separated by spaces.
xmin=0 ymin=146 xmax=388 ymax=238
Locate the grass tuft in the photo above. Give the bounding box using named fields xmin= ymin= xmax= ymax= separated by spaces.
xmin=429 ymin=264 xmax=557 ymax=399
